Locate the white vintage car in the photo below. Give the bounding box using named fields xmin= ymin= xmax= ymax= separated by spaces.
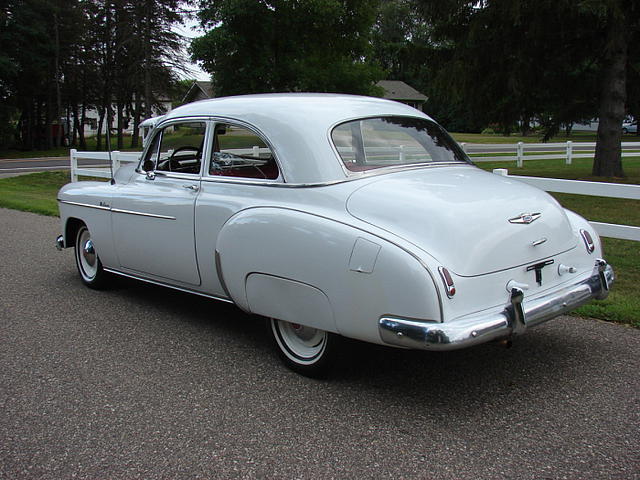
xmin=56 ymin=94 xmax=614 ymax=376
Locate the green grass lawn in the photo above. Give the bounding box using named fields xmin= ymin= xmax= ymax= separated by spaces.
xmin=0 ymin=160 xmax=638 ymax=327
xmin=0 ymin=171 xmax=70 ymax=216
xmin=475 ymin=157 xmax=639 ymax=327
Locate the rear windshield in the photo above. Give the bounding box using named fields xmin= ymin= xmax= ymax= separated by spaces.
xmin=331 ymin=116 xmax=469 ymax=172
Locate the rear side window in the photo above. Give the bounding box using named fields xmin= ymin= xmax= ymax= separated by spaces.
xmin=332 ymin=116 xmax=469 ymax=172
xmin=209 ymin=124 xmax=279 ymax=180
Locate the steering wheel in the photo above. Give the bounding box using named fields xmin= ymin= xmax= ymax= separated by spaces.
xmin=168 ymin=146 xmax=201 ymax=171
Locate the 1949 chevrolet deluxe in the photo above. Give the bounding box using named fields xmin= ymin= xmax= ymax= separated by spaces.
xmin=56 ymin=94 xmax=614 ymax=376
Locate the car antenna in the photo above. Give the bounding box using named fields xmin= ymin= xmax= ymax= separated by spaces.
xmin=106 ymin=105 xmax=115 ymax=185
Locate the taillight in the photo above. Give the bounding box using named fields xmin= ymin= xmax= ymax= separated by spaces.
xmin=438 ymin=266 xmax=456 ymax=298
xmin=580 ymin=229 xmax=595 ymax=254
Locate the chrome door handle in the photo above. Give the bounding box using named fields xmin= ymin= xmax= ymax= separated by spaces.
xmin=183 ymin=184 xmax=199 ymax=192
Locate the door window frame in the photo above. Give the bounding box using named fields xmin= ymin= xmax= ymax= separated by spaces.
xmin=137 ymin=117 xmax=214 ymax=180
xmin=203 ymin=119 xmax=283 ymax=184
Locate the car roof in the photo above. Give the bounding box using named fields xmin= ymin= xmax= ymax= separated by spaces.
xmin=160 ymin=93 xmax=434 ymax=184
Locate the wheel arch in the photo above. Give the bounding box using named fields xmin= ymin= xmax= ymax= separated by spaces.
xmin=64 ymin=217 xmax=85 ymax=248
xmin=215 ymin=206 xmax=442 ymax=344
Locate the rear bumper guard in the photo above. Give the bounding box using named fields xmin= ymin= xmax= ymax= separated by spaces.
xmin=379 ymin=259 xmax=614 ymax=351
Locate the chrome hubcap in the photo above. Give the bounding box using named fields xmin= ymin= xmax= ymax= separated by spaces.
xmin=77 ymin=229 xmax=98 ymax=280
xmin=82 ymin=239 xmax=96 ymax=266
xmin=275 ymin=320 xmax=327 ymax=361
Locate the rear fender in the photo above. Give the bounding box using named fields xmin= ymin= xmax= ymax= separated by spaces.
xmin=216 ymin=207 xmax=441 ymax=344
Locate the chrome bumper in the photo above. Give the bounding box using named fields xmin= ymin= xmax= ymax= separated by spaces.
xmin=379 ymin=259 xmax=614 ymax=351
xmin=55 ymin=235 xmax=65 ymax=251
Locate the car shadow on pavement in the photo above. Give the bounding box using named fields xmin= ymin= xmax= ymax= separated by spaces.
xmin=92 ymin=274 xmax=610 ymax=416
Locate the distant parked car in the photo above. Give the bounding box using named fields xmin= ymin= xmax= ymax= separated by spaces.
xmin=622 ymin=120 xmax=637 ymax=134
xmin=55 ymin=94 xmax=614 ymax=376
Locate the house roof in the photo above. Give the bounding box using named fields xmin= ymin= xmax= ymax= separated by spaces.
xmin=376 ymin=80 xmax=427 ymax=102
xmin=182 ymin=81 xmax=215 ymax=104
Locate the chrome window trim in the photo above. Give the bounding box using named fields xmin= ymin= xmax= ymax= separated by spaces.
xmin=205 ymin=117 xmax=285 ymax=182
xmin=103 ymin=267 xmax=233 ymax=304
xmin=136 ymin=117 xmax=212 ymax=177
xmin=151 ymin=171 xmax=202 ymax=182
xmin=199 ymin=163 xmax=472 ymax=188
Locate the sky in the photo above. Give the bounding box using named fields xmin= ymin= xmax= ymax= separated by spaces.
xmin=173 ymin=15 xmax=210 ymax=81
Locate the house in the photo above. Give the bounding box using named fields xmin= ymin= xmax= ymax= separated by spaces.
xmin=182 ymin=81 xmax=215 ymax=104
xmin=178 ymin=79 xmax=428 ymax=112
xmin=376 ymin=80 xmax=428 ymax=111
xmin=80 ymin=94 xmax=172 ymax=138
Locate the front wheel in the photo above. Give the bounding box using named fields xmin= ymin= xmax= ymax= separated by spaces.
xmin=74 ymin=224 xmax=109 ymax=289
xmin=269 ymin=318 xmax=336 ymax=377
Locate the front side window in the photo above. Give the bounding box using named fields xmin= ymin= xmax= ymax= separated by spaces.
xmin=209 ymin=123 xmax=279 ymax=180
xmin=145 ymin=121 xmax=206 ymax=175
xmin=331 ymin=116 xmax=469 ymax=172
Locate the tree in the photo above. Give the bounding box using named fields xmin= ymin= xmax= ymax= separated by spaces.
xmin=0 ymin=0 xmax=186 ymax=152
xmin=591 ymin=0 xmax=638 ymax=177
xmin=191 ymin=0 xmax=383 ymax=96
xmin=414 ymin=0 xmax=639 ymax=176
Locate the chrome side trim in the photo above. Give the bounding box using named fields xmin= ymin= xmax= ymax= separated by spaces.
xmin=103 ymin=268 xmax=234 ymax=304
xmin=58 ymin=200 xmax=111 ymax=211
xmin=110 ymin=208 xmax=176 ymax=220
xmin=379 ymin=261 xmax=614 ymax=351
xmin=199 ymin=163 xmax=472 ymax=189
xmin=58 ymin=199 xmax=175 ymax=220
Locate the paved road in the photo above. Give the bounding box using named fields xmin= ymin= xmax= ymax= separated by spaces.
xmin=1 ymin=208 xmax=639 ymax=479
xmin=0 ymin=157 xmax=108 ymax=176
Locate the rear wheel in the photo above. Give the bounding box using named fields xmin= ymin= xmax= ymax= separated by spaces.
xmin=74 ymin=224 xmax=108 ymax=289
xmin=269 ymin=318 xmax=336 ymax=377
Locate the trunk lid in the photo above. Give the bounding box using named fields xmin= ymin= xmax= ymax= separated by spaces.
xmin=346 ymin=166 xmax=577 ymax=276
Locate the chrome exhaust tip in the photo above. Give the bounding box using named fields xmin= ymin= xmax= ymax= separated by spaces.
xmin=55 ymin=235 xmax=65 ymax=251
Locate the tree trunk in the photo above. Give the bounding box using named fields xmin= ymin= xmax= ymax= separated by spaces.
xmin=79 ymin=103 xmax=87 ymax=151
xmin=54 ymin=13 xmax=63 ymax=149
xmin=143 ymin=0 xmax=152 ymax=118
xmin=117 ymin=101 xmax=124 ymax=149
xmin=592 ymin=7 xmax=627 ymax=177
xmin=565 ymin=123 xmax=573 ymax=136
xmin=130 ymin=91 xmax=141 ymax=148
xmin=72 ymin=104 xmax=80 ymax=147
xmin=96 ymin=108 xmax=104 ymax=151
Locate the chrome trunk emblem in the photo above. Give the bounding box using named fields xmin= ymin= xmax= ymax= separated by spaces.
xmin=509 ymin=212 xmax=541 ymax=224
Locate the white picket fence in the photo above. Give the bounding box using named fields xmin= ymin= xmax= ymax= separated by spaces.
xmin=69 ymin=148 xmax=639 ymax=242
xmin=463 ymin=141 xmax=640 ymax=167
xmin=492 ymin=169 xmax=640 ymax=241
xmin=70 ymin=149 xmax=140 ymax=182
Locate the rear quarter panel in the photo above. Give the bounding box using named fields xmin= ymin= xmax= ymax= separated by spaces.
xmin=216 ymin=207 xmax=442 ymax=345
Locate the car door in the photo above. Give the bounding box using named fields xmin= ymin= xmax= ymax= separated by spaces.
xmin=111 ymin=119 xmax=211 ymax=286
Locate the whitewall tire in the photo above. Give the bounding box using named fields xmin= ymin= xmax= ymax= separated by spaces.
xmin=74 ymin=224 xmax=108 ymax=289
xmin=269 ymin=318 xmax=336 ymax=377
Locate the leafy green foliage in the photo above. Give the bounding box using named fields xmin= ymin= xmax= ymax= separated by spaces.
xmin=191 ymin=0 xmax=384 ymax=95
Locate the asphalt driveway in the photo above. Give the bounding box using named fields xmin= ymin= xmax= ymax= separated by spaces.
xmin=1 ymin=208 xmax=638 ymax=479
